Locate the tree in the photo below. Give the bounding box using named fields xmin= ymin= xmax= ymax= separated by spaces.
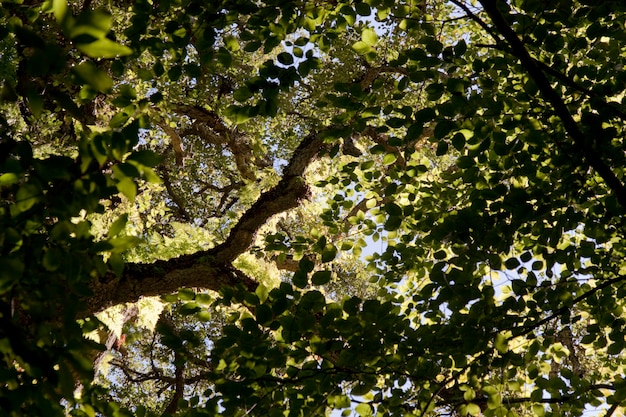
xmin=2 ymin=0 xmax=626 ymax=415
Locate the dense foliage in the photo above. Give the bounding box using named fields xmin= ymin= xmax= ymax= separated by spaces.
xmin=2 ymin=0 xmax=626 ymax=416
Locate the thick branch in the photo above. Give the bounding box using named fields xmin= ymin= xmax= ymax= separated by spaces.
xmin=478 ymin=0 xmax=626 ymax=209
xmin=85 ymin=262 xmax=257 ymax=317
xmin=211 ymin=130 xmax=326 ymax=264
xmin=82 ymin=129 xmax=327 ymax=316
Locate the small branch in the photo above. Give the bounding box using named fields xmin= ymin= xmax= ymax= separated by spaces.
xmin=511 ymin=275 xmax=626 ymax=337
xmin=174 ymin=104 xmax=230 ymax=137
xmin=159 ymin=122 xmax=185 ymax=166
xmin=159 ymin=167 xmax=191 ymax=220
xmin=474 ymin=38 xmax=626 ymax=121
xmin=175 ymin=105 xmax=260 ymax=181
xmin=605 ymin=402 xmax=620 ymax=417
xmin=449 ymin=0 xmax=502 ymax=44
xmin=272 ymin=255 xmax=300 ymax=272
xmin=181 ymin=122 xmax=228 ymax=146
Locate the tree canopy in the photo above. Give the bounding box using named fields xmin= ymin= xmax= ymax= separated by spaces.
xmin=2 ymin=0 xmax=626 ymax=416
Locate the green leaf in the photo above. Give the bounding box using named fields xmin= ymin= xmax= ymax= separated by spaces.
xmin=434 ymin=120 xmax=454 ymax=138
xmin=383 ymin=153 xmax=397 ymax=165
xmin=406 ymin=123 xmax=423 ymax=141
xmin=225 ymin=105 xmax=250 ymax=124
xmin=580 ymin=241 xmax=595 ymax=257
xmin=425 ymin=83 xmax=444 ymax=100
xmin=255 ymin=284 xmax=269 ymax=303
xmin=116 ymin=177 xmax=137 ymax=201
xmin=256 ymin=304 xmax=272 ymax=324
xmin=178 ymin=288 xmax=196 ymax=301
xmin=355 ymin=403 xmax=372 ymax=416
xmin=109 ymin=252 xmax=125 ymax=277
xmin=42 ymin=247 xmax=62 ymax=271
xmin=244 ymin=40 xmax=262 ymax=52
xmin=179 ymin=302 xmax=201 ymax=315
xmin=454 ymin=39 xmax=467 ymax=56
xmin=532 ymin=405 xmax=545 ymax=417
xmin=108 ymin=236 xmax=141 ymax=253
xmin=0 ymin=173 xmax=19 ymax=187
xmin=0 ymin=256 xmax=24 ymax=292
xmin=321 ymin=244 xmax=337 ymax=263
xmin=234 ymin=86 xmax=253 ymax=102
xmin=362 ymin=28 xmax=378 ymax=46
xmin=168 ymin=65 xmax=182 ymax=81
xmin=73 ymin=61 xmax=113 ymax=93
xmin=15 ymin=183 xmax=41 ymax=212
xmin=299 ymin=257 xmax=315 ymax=273
xmin=108 ymin=214 xmax=128 ymax=237
xmin=352 ymin=41 xmax=371 ymax=54
xmin=462 ymin=386 xmax=476 ymax=401
xmin=504 ymin=258 xmax=520 ymax=269
xmin=126 ymin=150 xmax=163 ymax=167
xmin=355 ymin=2 xmax=371 ymax=16
xmin=58 ymin=360 xmax=77 ymax=400
xmin=466 ymin=403 xmax=481 ymax=416
xmin=384 ymin=216 xmax=402 ymax=231
xmin=277 ymin=52 xmax=294 ymax=65
xmin=26 ymin=88 xmax=43 ymax=117
xmin=385 ymin=203 xmax=402 ymax=217
xmin=293 ymin=270 xmax=308 ymax=288
xmin=311 ymin=270 xmax=332 ymax=285
xmin=451 ymin=132 xmax=465 ymax=151
xmin=69 ymin=9 xmax=112 ymax=39
xmin=77 ymin=38 xmax=133 ymax=58
xmin=196 ymin=309 xmax=212 ymax=322
xmin=494 ymin=332 xmax=508 ymax=353
xmin=436 ymin=141 xmax=448 ymax=155
xmin=51 ymin=0 xmax=68 ymax=24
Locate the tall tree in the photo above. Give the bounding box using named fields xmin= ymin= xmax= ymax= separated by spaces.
xmin=2 ymin=0 xmax=626 ymax=416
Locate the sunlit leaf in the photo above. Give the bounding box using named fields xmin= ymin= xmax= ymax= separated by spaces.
xmin=362 ymin=28 xmax=378 ymax=46
xmin=77 ymin=38 xmax=132 ymax=58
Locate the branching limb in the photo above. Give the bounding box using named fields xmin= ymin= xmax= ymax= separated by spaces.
xmin=478 ymin=0 xmax=626 ymax=209
xmin=174 ymin=104 xmax=261 ymax=181
xmin=83 ymin=127 xmax=328 ymax=316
